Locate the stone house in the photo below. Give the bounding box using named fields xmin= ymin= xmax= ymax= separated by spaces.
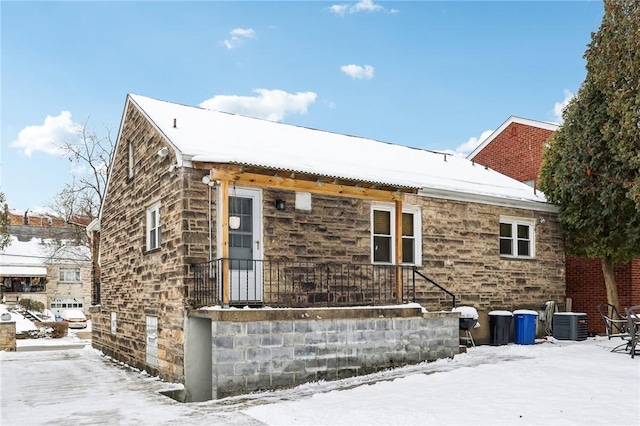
xmin=90 ymin=95 xmax=565 ymax=401
xmin=1 ymin=210 xmax=92 ymax=317
xmin=467 ymin=115 xmax=640 ymax=333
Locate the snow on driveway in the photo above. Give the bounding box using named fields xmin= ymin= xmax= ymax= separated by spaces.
xmin=1 ymin=336 xmax=638 ymax=425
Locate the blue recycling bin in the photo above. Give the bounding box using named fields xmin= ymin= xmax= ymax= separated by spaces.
xmin=514 ymin=309 xmax=538 ymax=345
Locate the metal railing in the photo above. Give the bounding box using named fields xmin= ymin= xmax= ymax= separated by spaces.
xmin=189 ymin=258 xmax=418 ymax=308
xmin=413 ymin=268 xmax=456 ymax=309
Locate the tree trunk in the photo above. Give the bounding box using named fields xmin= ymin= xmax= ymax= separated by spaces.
xmin=601 ymin=257 xmax=621 ymax=318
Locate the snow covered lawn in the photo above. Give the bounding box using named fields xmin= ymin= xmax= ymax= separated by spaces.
xmin=1 ymin=335 xmax=637 ymax=425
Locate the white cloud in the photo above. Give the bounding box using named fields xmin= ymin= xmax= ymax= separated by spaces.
xmin=10 ymin=111 xmax=81 ymax=157
xmin=329 ymin=4 xmax=349 ymax=15
xmin=199 ymin=89 xmax=318 ymax=121
xmin=352 ymin=0 xmax=383 ymax=13
xmin=329 ymin=0 xmax=390 ymax=16
xmin=450 ymin=129 xmax=494 ymax=157
xmin=340 ymin=64 xmax=375 ymax=80
xmin=552 ymin=89 xmax=574 ymax=123
xmin=223 ymin=27 xmax=256 ymax=49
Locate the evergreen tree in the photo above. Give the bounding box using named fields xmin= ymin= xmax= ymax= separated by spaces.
xmin=539 ymin=0 xmax=640 ymax=311
xmin=0 ymin=191 xmax=11 ymax=251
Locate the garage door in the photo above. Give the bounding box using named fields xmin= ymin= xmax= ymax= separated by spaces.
xmin=50 ymin=297 xmax=84 ymax=317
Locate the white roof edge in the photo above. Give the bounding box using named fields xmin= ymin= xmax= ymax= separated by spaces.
xmin=99 ymin=94 xmax=187 ymax=221
xmin=466 ymin=116 xmax=560 ymax=160
xmin=99 ymin=95 xmax=131 ymax=222
xmin=418 ymin=187 xmax=559 ymax=213
xmin=128 ymin=94 xmax=185 ymax=166
xmin=0 ymin=266 xmax=48 ymax=277
xmin=86 ymin=218 xmax=100 ymax=234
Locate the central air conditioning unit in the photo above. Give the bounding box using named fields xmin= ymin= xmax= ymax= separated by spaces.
xmin=552 ymin=312 xmax=588 ymax=341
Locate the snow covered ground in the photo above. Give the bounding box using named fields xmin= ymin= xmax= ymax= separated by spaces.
xmin=1 ymin=329 xmax=638 ymax=426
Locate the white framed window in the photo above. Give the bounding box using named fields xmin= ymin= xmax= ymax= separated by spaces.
xmin=371 ymin=204 xmax=421 ymax=265
xmin=401 ymin=207 xmax=421 ymax=264
xmin=128 ymin=140 xmax=135 ymax=179
xmin=59 ymin=267 xmax=81 ymax=283
xmin=499 ymin=216 xmax=535 ymax=258
xmin=146 ymin=202 xmax=161 ymax=251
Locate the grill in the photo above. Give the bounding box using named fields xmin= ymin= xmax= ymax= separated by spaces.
xmin=453 ymin=306 xmax=479 ymax=347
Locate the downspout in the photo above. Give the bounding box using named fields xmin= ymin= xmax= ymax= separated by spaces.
xmin=208 ymin=181 xmax=212 ymax=265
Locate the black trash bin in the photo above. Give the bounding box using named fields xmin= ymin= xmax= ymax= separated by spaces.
xmin=489 ymin=310 xmax=513 ymax=346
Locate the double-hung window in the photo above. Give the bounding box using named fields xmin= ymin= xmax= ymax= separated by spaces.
xmin=371 ymin=204 xmax=421 ymax=265
xmin=499 ymin=216 xmax=535 ymax=258
xmin=146 ymin=202 xmax=161 ymax=251
xmin=59 ymin=267 xmax=81 ymax=283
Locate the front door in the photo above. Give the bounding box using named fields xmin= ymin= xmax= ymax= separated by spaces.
xmin=220 ymin=187 xmax=263 ymax=304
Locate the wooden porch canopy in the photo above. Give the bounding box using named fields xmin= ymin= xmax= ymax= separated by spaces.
xmin=193 ymin=162 xmax=419 ymax=306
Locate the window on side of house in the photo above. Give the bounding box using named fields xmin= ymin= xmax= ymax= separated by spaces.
xmin=59 ymin=267 xmax=81 ymax=283
xmin=146 ymin=202 xmax=161 ymax=251
xmin=128 ymin=140 xmax=135 ymax=179
xmin=373 ymin=207 xmax=393 ymax=263
xmin=371 ymin=204 xmax=421 ymax=265
xmin=401 ymin=208 xmax=421 ymax=264
xmin=499 ymin=216 xmax=535 ymax=258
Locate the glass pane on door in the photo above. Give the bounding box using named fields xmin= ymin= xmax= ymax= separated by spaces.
xmin=229 ymin=196 xmax=253 ymax=270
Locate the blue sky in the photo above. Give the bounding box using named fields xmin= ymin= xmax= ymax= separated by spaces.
xmin=2 ymin=0 xmax=604 ymax=213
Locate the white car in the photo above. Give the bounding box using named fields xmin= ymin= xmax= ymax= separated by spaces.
xmin=59 ymin=309 xmax=88 ymax=329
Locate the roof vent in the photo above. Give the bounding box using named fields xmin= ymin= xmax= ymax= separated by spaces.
xmin=173 ymin=118 xmax=177 ymax=128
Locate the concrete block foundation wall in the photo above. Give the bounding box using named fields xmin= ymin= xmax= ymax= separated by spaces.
xmin=185 ymin=307 xmax=458 ymax=401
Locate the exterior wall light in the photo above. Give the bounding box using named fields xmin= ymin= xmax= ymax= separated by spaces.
xmin=275 ymin=200 xmax=286 ymax=211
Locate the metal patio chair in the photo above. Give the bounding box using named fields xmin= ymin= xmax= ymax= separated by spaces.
xmin=597 ymin=302 xmax=632 ymax=353
xmin=625 ymin=305 xmax=640 ymax=359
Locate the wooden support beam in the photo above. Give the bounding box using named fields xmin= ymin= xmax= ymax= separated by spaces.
xmin=395 ymin=199 xmax=403 ymax=304
xmin=219 ymin=179 xmax=230 ymax=306
xmin=208 ymin=168 xmax=409 ymax=201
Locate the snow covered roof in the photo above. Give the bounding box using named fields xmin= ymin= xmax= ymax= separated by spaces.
xmin=0 ymin=236 xmax=90 ymax=274
xmin=127 ymin=94 xmax=555 ymax=211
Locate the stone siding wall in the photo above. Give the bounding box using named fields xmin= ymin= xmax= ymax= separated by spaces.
xmin=0 ymin=321 xmax=16 ymax=351
xmin=92 ymin=102 xmax=211 ymax=383
xmin=412 ymin=194 xmax=565 ymax=312
xmin=263 ymin=190 xmax=370 ymax=264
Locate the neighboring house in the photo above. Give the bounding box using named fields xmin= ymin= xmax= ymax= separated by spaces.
xmin=467 ymin=115 xmax=640 ymax=333
xmin=1 ymin=210 xmax=92 ymax=317
xmin=467 ymin=116 xmax=559 ymax=189
xmin=90 ymin=95 xmax=565 ymax=401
